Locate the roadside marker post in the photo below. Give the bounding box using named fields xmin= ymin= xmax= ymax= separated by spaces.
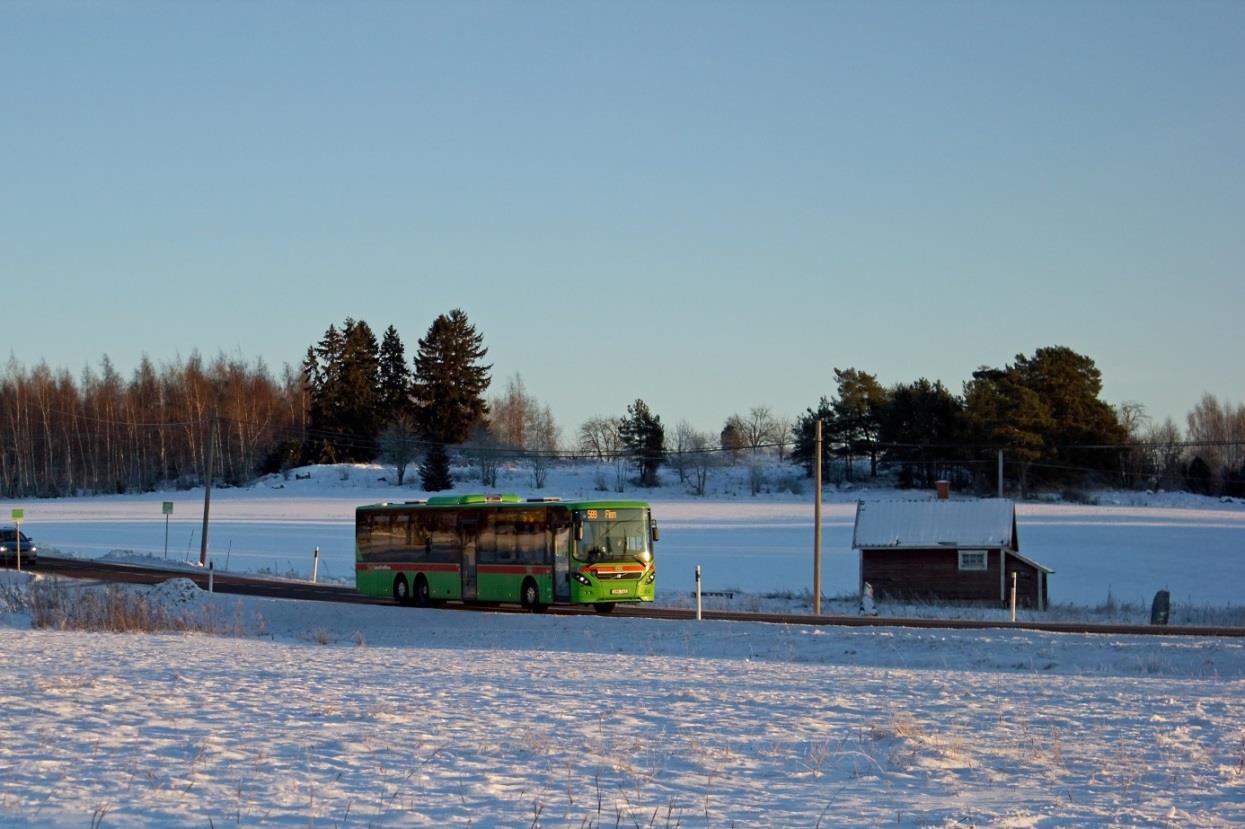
xmin=312 ymin=547 xmax=320 ymax=584
xmin=695 ymin=565 xmax=702 ymax=621
xmin=11 ymin=508 xmax=24 ymax=572
xmin=162 ymin=501 xmax=173 ymax=559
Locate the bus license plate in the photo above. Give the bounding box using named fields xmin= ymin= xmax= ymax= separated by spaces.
xmin=610 ymin=588 xmax=629 ymax=595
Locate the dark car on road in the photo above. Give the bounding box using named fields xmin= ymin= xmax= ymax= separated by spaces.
xmin=0 ymin=527 xmax=37 ymax=565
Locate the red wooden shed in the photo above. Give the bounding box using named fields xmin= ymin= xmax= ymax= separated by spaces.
xmin=851 ymin=497 xmax=1052 ymax=609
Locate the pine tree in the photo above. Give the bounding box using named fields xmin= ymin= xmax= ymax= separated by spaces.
xmin=993 ymin=346 xmax=1128 ymax=484
xmin=831 ymin=368 xmax=888 ymax=479
xmin=878 ymin=379 xmax=965 ymax=488
xmin=791 ymin=397 xmax=834 ymax=477
xmin=419 ymin=442 xmax=454 ymax=491
xmin=412 ymin=309 xmax=492 ymax=444
xmin=963 ymin=367 xmax=1052 ymax=496
xmin=619 ymin=399 xmax=665 ymax=487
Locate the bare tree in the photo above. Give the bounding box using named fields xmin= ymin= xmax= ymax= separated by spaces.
xmin=378 ymin=415 xmax=420 ymax=486
xmin=669 ymin=420 xmax=697 ymax=483
xmin=577 ymin=416 xmax=622 ymax=461
xmin=1187 ymin=393 xmax=1245 ymax=488
xmin=1143 ymin=417 xmax=1184 ymax=490
xmin=742 ymin=406 xmax=778 ymax=453
xmin=687 ymin=430 xmax=717 ymax=496
xmin=464 ymin=422 xmax=501 ymax=487
xmin=524 ymin=403 xmax=559 ymax=489
xmin=1116 ymin=401 xmax=1150 ymax=489
xmin=489 ymin=373 xmax=531 ymax=450
xmin=772 ymin=416 xmax=792 ymax=461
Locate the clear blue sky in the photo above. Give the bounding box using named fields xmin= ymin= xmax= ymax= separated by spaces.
xmin=4 ymin=1 xmax=1242 ymax=437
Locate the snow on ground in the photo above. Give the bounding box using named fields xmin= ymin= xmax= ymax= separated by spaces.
xmin=1 ymin=575 xmax=1243 ymax=828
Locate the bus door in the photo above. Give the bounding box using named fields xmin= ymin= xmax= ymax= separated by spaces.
xmin=460 ymin=516 xmax=479 ymax=601
xmin=552 ymin=522 xmax=571 ymax=602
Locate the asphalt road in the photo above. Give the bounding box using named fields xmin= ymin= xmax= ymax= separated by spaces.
xmin=15 ymin=556 xmax=1245 ymax=637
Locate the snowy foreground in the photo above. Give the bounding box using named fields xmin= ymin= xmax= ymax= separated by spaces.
xmin=2 ymin=573 xmax=1244 ymax=828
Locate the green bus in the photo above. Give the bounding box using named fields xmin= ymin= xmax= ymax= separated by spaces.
xmin=355 ymin=494 xmax=658 ymax=612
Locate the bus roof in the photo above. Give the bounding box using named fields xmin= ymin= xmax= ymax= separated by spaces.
xmin=356 ymin=496 xmax=651 ymax=512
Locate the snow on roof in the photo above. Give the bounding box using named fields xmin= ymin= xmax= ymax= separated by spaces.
xmin=852 ymin=498 xmax=1017 ymax=550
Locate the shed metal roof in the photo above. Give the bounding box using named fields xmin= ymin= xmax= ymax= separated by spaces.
xmin=852 ymin=499 xmax=1017 ymax=551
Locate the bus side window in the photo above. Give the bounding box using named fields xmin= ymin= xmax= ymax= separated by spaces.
xmin=517 ymin=510 xmax=544 ymax=564
xmin=411 ymin=513 xmax=431 ymax=562
xmin=494 ymin=514 xmax=516 ymax=563
xmin=357 ymin=513 xmax=373 ymax=559
xmin=430 ymin=512 xmax=457 ymax=562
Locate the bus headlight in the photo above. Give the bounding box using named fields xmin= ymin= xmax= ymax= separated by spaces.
xmin=574 ymin=573 xmax=592 ymax=586
xmin=644 ymin=570 xmax=655 ymax=584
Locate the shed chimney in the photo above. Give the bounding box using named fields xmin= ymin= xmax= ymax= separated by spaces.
xmin=935 ymin=480 xmax=950 ymax=500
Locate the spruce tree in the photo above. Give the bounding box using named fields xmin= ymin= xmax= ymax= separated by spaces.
xmin=419 ymin=442 xmax=454 ymax=491
xmin=412 ymin=309 xmax=492 ymax=444
xmin=338 ymin=319 xmax=381 ymax=460
xmin=377 ymin=325 xmax=412 ymax=426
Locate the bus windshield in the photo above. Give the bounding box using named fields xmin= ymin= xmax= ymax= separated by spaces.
xmin=575 ymin=508 xmax=651 ymax=563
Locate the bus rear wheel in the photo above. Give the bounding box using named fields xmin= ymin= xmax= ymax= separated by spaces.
xmin=521 ymin=579 xmax=544 ymax=613
xmin=593 ymin=602 xmax=616 ymax=614
xmin=413 ymin=575 xmax=431 ymax=607
xmin=393 ymin=575 xmax=411 ymax=606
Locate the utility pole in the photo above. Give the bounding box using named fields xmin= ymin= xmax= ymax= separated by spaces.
xmin=813 ymin=418 xmax=822 ymax=615
xmin=199 ymin=415 xmax=217 ymax=567
xmin=998 ymin=449 xmax=1004 ymax=498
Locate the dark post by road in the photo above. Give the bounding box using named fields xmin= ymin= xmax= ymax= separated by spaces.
xmin=199 ymin=415 xmax=217 ymax=567
xmin=813 ymin=418 xmax=822 ymax=615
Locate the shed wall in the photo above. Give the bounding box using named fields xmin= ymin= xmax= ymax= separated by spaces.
xmin=862 ymin=548 xmax=1044 ymax=607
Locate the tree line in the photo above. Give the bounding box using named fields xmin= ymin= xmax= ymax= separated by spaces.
xmin=0 ymin=353 xmax=299 ymax=497
xmin=2 ymin=326 xmax=1242 ymax=498
xmin=784 ymin=347 xmax=1245 ymax=497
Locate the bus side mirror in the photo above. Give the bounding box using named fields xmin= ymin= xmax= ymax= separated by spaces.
xmin=651 ymin=522 xmax=660 ymax=542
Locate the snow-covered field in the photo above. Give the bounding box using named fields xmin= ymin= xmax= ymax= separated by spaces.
xmin=3 ymin=462 xmax=1245 ymax=826
xmin=2 ymin=571 xmax=1244 ymax=828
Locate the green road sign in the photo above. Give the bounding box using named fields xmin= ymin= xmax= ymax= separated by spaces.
xmin=10 ymin=508 xmax=23 ymax=521
xmin=162 ymin=501 xmax=174 ymax=515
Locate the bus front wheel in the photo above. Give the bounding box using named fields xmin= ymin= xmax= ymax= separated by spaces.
xmin=593 ymin=603 xmax=616 ymax=614
xmin=521 ymin=579 xmax=544 ymax=613
xmin=393 ymin=575 xmax=411 ymax=606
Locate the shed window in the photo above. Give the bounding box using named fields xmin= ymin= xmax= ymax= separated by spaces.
xmin=958 ymin=550 xmax=988 ymax=571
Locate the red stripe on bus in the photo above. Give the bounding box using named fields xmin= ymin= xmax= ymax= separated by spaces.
xmin=476 ymin=565 xmax=554 ymax=576
xmin=355 ymin=562 xmax=460 ymax=573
